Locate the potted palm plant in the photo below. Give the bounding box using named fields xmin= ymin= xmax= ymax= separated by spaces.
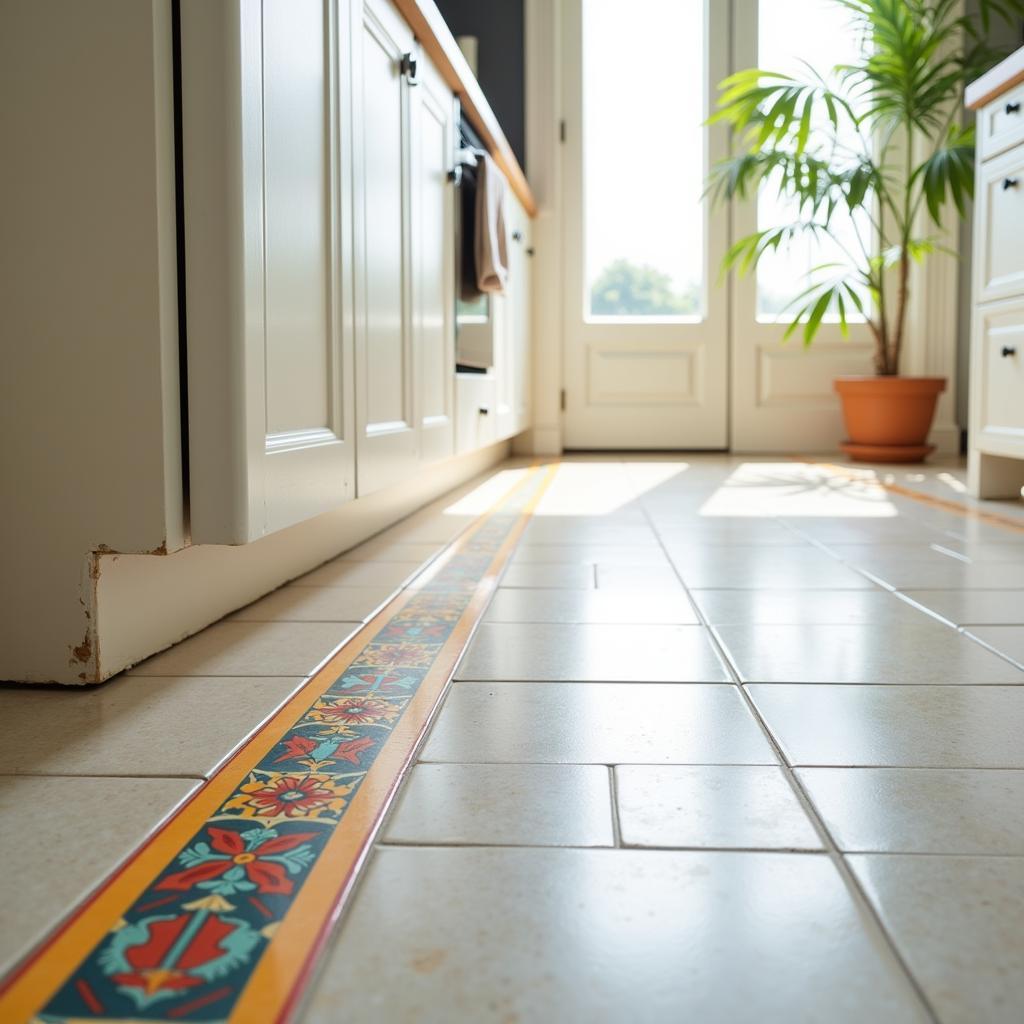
xmin=709 ymin=0 xmax=1024 ymax=461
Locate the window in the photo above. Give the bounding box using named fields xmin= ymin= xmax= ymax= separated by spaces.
xmin=756 ymin=0 xmax=871 ymax=321
xmin=583 ymin=0 xmax=706 ymax=320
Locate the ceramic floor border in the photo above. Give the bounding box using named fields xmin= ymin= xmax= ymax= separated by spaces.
xmin=0 ymin=463 xmax=558 ymax=1024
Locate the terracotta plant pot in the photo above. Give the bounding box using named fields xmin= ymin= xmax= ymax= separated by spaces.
xmin=833 ymin=376 xmax=947 ymax=463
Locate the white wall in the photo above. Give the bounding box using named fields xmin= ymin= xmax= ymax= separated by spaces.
xmin=0 ymin=0 xmax=184 ymax=683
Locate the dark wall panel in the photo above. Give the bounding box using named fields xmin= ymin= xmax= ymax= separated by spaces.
xmin=435 ymin=0 xmax=525 ymax=167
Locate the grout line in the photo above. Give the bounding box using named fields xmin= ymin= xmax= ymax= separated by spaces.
xmin=639 ymin=500 xmax=943 ymax=1024
xmin=607 ymin=765 xmax=623 ymax=849
xmin=0 ymin=772 xmax=209 ymax=781
xmin=407 ymin=759 xmax=1024 ymax=771
xmin=446 ymin=677 xmax=1024 ymax=687
xmin=375 ymin=840 xmax=825 ymax=853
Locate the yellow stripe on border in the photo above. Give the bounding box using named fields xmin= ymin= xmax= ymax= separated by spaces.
xmin=1 ymin=461 xmax=560 ymax=1024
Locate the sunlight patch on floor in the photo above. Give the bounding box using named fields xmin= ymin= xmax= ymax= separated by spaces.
xmin=442 ymin=468 xmax=532 ymax=516
xmin=531 ymin=461 xmax=689 ymax=516
xmin=699 ymin=463 xmax=899 ymax=518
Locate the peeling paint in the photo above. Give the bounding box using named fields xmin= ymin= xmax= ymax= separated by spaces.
xmin=70 ymin=633 xmax=92 ymax=664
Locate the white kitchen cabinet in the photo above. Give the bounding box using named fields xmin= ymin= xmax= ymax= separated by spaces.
xmin=182 ymin=0 xmax=521 ymax=531
xmin=181 ymin=0 xmax=356 ymax=544
xmin=354 ymin=0 xmax=457 ymax=494
xmin=968 ymin=50 xmax=1024 ymax=498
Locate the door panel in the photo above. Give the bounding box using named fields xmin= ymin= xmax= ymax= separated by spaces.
xmin=509 ymin=199 xmax=532 ymax=432
xmin=413 ymin=59 xmax=456 ymax=464
xmin=561 ymin=0 xmax=729 ymax=449
xmin=263 ymin=0 xmax=331 ymax=435
xmin=354 ymin=0 xmax=418 ymax=494
xmin=182 ymin=0 xmax=354 ymax=544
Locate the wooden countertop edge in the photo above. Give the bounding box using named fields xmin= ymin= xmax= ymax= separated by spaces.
xmin=392 ymin=0 xmax=537 ymax=217
xmin=966 ymin=45 xmax=1024 ymax=110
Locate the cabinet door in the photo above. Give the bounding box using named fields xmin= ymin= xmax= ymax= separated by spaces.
xmin=407 ymin=51 xmax=456 ymax=460
xmin=411 ymin=57 xmax=457 ymax=464
xmin=508 ymin=199 xmax=533 ymax=433
xmin=182 ymin=0 xmax=355 ymax=544
xmin=493 ymin=291 xmax=515 ymax=439
xmin=971 ymin=296 xmax=1024 ymax=457
xmin=353 ymin=0 xmax=419 ymax=495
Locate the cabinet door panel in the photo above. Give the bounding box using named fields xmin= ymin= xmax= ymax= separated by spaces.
xmin=263 ymin=0 xmax=331 ymax=435
xmin=510 ymin=201 xmax=532 ymax=432
xmin=414 ymin=64 xmax=456 ymax=463
xmin=182 ymin=0 xmax=354 ymax=544
xmin=354 ymin=0 xmax=418 ymax=495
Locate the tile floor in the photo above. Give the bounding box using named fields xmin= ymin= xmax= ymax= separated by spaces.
xmin=3 ymin=456 xmax=1024 ymax=1022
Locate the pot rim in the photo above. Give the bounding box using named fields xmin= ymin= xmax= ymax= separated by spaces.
xmin=833 ymin=375 xmax=947 ymax=395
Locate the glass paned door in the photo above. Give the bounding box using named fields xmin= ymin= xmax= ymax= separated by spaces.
xmin=729 ymin=0 xmax=875 ymax=451
xmin=562 ymin=0 xmax=729 ymax=449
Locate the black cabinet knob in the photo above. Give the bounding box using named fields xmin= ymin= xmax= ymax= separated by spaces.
xmin=1007 ymin=101 xmax=1022 ymax=114
xmin=1002 ymin=346 xmax=1018 ymax=358
xmin=478 ymin=407 xmax=490 ymax=415
xmin=1003 ymin=177 xmax=1020 ymax=190
xmin=511 ymin=230 xmax=523 ymax=242
xmin=400 ymin=52 xmax=418 ymax=86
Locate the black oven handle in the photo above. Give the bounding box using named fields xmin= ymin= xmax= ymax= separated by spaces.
xmin=448 ymin=147 xmax=479 ymax=184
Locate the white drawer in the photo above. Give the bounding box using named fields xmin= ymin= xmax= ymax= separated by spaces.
xmin=455 ymin=373 xmax=497 ymax=454
xmin=974 ymin=297 xmax=1024 ymax=451
xmin=975 ymin=146 xmax=1024 ymax=303
xmin=978 ymin=82 xmax=1024 ymax=162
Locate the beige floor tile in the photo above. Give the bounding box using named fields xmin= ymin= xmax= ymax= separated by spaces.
xmin=383 ymin=763 xmax=614 ymax=847
xmin=654 ymin=520 xmax=804 ymax=545
xmin=799 ymin=768 xmax=1024 ymax=854
xmin=716 ymin=622 xmax=1024 ymax=683
xmin=900 ymin=590 xmax=1024 ymax=626
xmin=128 ymin=621 xmax=359 ymax=677
xmin=500 ymin=564 xmax=596 ymax=589
xmin=229 ymin=585 xmax=395 ymax=624
xmin=824 ymin=542 xmax=979 ymax=566
xmin=595 ymin=564 xmax=684 ymax=590
xmin=863 ymin=560 xmax=1024 ymax=590
xmin=302 ymin=847 xmax=927 ymax=1024
xmin=749 ymin=684 xmax=1024 ymax=767
xmin=484 ymin=588 xmax=699 ymax=625
xmin=782 ymin=518 xmax=948 ymax=545
xmin=511 ymin=544 xmax=669 ymax=566
xmin=850 ymin=854 xmax=1024 ymax=1024
xmin=965 ymin=625 xmax=1024 ymax=668
xmin=615 ymin=765 xmax=821 ymax=850
xmin=692 ymin=589 xmax=929 ymax=625
xmin=519 ymin=521 xmax=659 ymax=546
xmin=0 ymin=675 xmax=304 ymax=776
xmin=831 ymin=541 xmax=1024 ymax=565
xmin=455 ymin=623 xmax=728 ymax=682
xmin=0 ymin=776 xmax=199 ymax=975
xmin=422 ymin=682 xmax=775 ymax=764
xmin=339 ymin=540 xmax=445 ymax=563
xmin=667 ymin=548 xmax=875 ymax=589
xmin=293 ymin=559 xmax=425 ymax=589
xmin=382 ymin=513 xmax=472 ymax=544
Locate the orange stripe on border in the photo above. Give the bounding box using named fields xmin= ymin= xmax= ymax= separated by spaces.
xmin=812 ymin=461 xmax=1024 ymax=535
xmin=0 ymin=461 xmax=560 ymax=1024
